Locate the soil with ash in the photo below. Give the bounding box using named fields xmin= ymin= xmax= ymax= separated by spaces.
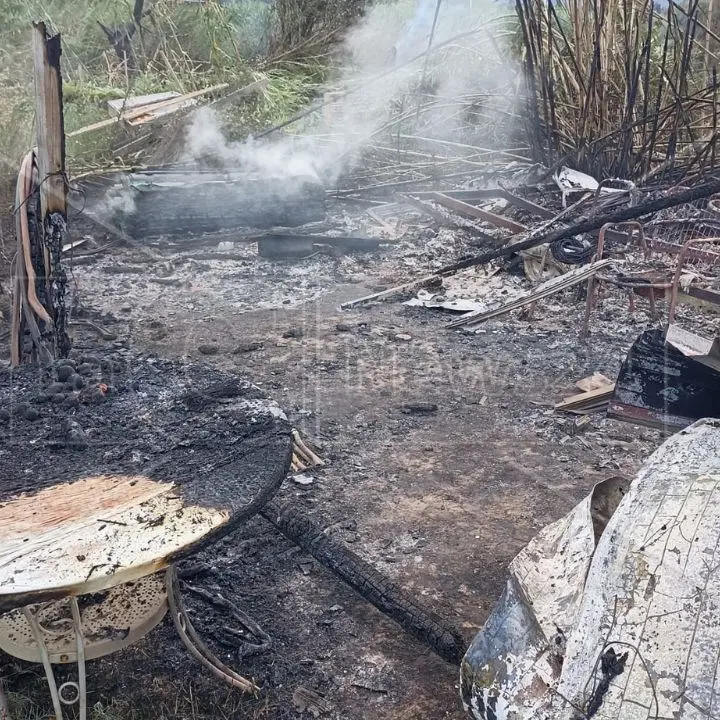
xmin=0 ymin=190 xmax=708 ymax=719
xmin=0 ymin=353 xmax=290 ymax=508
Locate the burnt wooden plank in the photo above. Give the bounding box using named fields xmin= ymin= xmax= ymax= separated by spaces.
xmin=430 ymin=192 xmax=527 ymax=233
xmin=105 ymin=171 xmax=327 ymax=238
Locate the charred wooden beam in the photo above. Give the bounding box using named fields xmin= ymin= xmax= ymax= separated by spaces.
xmin=444 ymin=175 xmax=720 ymax=274
xmin=33 ymin=22 xmax=70 ymax=359
xmin=260 ymin=501 xmax=468 ymax=666
xmin=10 ymin=23 xmax=70 ymax=365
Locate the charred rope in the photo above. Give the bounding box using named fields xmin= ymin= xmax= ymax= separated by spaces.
xmin=260 ymin=502 xmax=468 ymax=666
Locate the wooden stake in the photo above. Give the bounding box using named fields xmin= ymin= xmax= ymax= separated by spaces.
xmin=33 ymin=22 xmax=66 ymax=221
xmin=30 ymin=21 xmax=70 ymax=359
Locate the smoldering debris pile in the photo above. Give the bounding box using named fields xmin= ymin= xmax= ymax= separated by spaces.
xmin=95 ymin=169 xmax=327 ymax=239
xmin=335 ymin=163 xmax=720 ymax=432
xmin=78 ymin=0 xmax=519 ymax=240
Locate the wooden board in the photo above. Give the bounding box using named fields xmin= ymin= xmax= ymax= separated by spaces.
xmin=107 ymin=92 xmax=181 ymax=117
xmin=0 ymin=475 xmax=228 ymax=605
xmin=575 ymin=372 xmax=614 ymax=393
xmin=0 ymin=355 xmax=292 ymax=613
xmin=431 ymin=192 xmax=527 ymax=234
xmin=555 ymin=384 xmax=616 ymax=413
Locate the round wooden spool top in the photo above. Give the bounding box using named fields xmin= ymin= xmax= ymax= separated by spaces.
xmin=0 ymin=352 xmax=292 ymax=614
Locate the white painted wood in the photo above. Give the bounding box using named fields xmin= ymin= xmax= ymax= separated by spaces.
xmin=0 ymin=475 xmax=228 ymax=610
xmin=462 ymin=419 xmax=720 ymax=720
xmin=107 ymin=92 xmax=181 ymax=117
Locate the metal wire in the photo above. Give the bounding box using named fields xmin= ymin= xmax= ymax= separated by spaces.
xmin=550 ymin=235 xmax=598 ymax=264
xmin=69 ymin=598 xmax=87 ymax=720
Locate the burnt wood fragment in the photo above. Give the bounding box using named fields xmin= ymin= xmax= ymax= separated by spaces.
xmin=261 ymin=501 xmax=468 ymax=665
xmin=257 ymin=234 xmax=381 ymax=260
xmin=107 ymin=171 xmax=327 ymax=239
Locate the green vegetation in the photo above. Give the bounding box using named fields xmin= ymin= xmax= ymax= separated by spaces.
xmin=0 ymin=0 xmax=364 ymax=174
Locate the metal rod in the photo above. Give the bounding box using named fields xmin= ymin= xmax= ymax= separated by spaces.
xmin=0 ymin=679 xmax=11 ymax=720
xmin=70 ymin=598 xmax=87 ymax=720
xmin=23 ymin=607 xmax=64 ymax=720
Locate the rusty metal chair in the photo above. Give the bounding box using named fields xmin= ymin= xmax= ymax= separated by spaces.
xmin=580 ymin=222 xmax=660 ymax=339
xmin=667 ymin=236 xmax=720 ymax=326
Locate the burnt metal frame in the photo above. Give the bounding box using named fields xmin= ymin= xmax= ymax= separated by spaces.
xmin=667 ymin=237 xmax=720 ymax=326
xmin=581 ymin=222 xmax=655 ymax=340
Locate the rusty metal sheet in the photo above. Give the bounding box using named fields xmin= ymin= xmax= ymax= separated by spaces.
xmin=461 ymin=418 xmax=720 ymax=719
xmin=609 ymin=329 xmax=720 ymax=431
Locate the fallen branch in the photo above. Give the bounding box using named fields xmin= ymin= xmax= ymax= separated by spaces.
xmin=261 ymin=502 xmax=468 ymax=665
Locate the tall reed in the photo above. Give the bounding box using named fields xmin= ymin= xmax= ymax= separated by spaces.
xmin=516 ymin=0 xmax=720 ymax=178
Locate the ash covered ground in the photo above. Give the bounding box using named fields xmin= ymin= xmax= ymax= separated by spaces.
xmin=1 ymin=192 xmax=702 ymax=719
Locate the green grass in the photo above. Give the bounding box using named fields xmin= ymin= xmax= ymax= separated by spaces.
xmin=0 ymin=0 xmax=333 ymax=173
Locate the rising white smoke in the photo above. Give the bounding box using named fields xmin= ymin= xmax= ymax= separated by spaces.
xmin=183 ymin=0 xmax=516 ymax=185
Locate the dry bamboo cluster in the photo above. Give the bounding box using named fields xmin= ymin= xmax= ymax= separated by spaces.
xmin=517 ymin=0 xmax=720 ymax=179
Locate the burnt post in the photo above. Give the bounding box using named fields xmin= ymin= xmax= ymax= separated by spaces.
xmin=33 ymin=23 xmax=66 ymax=227
xmin=14 ymin=21 xmax=71 ymax=363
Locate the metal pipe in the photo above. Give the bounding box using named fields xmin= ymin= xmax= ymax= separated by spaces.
xmin=70 ymin=598 xmax=87 ymax=720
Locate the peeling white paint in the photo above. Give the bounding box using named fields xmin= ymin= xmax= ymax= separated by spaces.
xmin=462 ymin=419 xmax=720 ymax=720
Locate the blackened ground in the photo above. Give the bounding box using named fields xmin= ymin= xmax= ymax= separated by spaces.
xmin=0 ymin=198 xmax=691 ymax=719
xmin=0 ymin=355 xmax=291 ymax=519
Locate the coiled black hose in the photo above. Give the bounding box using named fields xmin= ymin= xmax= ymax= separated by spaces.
xmin=550 ymin=235 xmax=599 ymax=264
